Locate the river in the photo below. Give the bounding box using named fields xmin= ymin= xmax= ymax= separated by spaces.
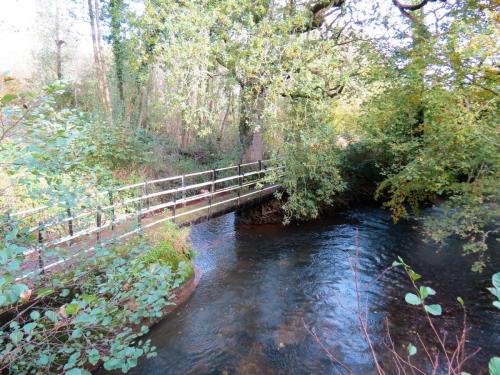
xmin=114 ymin=207 xmax=499 ymax=374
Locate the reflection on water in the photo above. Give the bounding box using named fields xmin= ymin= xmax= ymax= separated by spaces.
xmin=116 ymin=208 xmax=499 ymax=374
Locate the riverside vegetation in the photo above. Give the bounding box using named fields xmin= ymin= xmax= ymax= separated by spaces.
xmin=0 ymin=0 xmax=499 ymax=373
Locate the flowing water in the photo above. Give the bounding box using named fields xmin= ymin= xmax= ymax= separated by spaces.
xmin=119 ymin=207 xmax=499 ymax=374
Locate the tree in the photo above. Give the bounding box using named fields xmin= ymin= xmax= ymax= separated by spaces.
xmin=87 ymin=0 xmax=112 ymax=123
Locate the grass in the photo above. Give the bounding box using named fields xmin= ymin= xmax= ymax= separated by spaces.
xmin=140 ymin=221 xmax=195 ymax=280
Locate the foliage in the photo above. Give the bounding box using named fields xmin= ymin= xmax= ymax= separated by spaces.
xmin=0 ymin=222 xmax=194 ymax=374
xmin=276 ymin=104 xmax=346 ymax=223
xmin=141 ymin=221 xmax=194 ymax=277
xmin=487 ymin=272 xmax=500 ymax=309
xmin=394 ymin=257 xmax=442 ymax=316
xmin=490 ymin=357 xmax=500 ymax=375
xmin=374 ymin=84 xmax=499 ymax=271
xmin=0 ymin=83 xmax=115 ymax=212
xmin=86 ymin=120 xmax=153 ymax=171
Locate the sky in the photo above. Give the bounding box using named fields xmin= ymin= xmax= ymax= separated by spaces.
xmin=0 ymin=0 xmax=93 ymax=79
xmin=1 ymin=0 xmax=39 ymax=77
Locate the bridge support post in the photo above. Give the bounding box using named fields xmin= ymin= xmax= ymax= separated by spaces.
xmin=108 ymin=191 xmax=115 ymax=232
xmin=136 ymin=189 xmax=142 ymax=236
xmin=237 ymin=164 xmax=241 ymax=207
xmin=37 ymin=222 xmax=45 ymax=274
xmin=96 ymin=206 xmax=102 ymax=243
xmin=144 ymin=182 xmax=150 ymax=211
xmin=173 ymin=189 xmax=177 ymax=223
xmin=208 ymin=181 xmax=214 ymax=218
xmin=181 ymin=175 xmax=186 ymax=207
xmin=258 ymin=160 xmax=263 ymax=203
xmin=212 ymin=169 xmax=217 ymax=192
xmin=66 ymin=206 xmax=74 ymax=245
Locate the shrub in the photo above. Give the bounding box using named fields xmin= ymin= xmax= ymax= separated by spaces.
xmin=0 ymin=222 xmax=194 ymax=374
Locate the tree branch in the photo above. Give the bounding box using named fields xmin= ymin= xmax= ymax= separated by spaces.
xmin=391 ymin=0 xmax=446 ymax=12
xmin=295 ymin=0 xmax=346 ymax=33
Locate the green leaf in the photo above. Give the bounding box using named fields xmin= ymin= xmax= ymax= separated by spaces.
xmin=391 ymin=260 xmax=402 ymax=267
xmin=70 ymin=328 xmax=82 ymax=339
xmin=405 ymin=293 xmax=422 ymax=306
xmin=65 ymin=303 xmax=80 ymax=316
xmin=67 ymin=351 xmax=81 ymax=366
xmin=36 ymin=354 xmax=50 ymax=366
xmin=81 ymin=294 xmax=97 ymax=304
xmin=104 ymin=358 xmax=121 ymax=370
xmin=424 ymin=304 xmax=442 ymax=316
xmin=408 ymin=269 xmax=421 ymax=282
xmin=87 ymin=348 xmax=100 ymax=366
xmin=419 ymin=286 xmax=428 ymax=299
xmin=487 ymin=287 xmax=499 ymax=299
xmin=9 ymin=330 xmax=23 ymax=344
xmin=489 ymin=357 xmax=500 ymax=375
xmin=23 ymin=322 xmax=37 ymax=333
xmin=492 ymin=273 xmax=500 ymax=290
xmin=30 ymin=310 xmax=41 ymax=320
xmin=45 ymin=310 xmax=59 ymax=323
xmin=1 ymin=94 xmax=17 ymax=105
xmin=407 ymin=343 xmax=417 ymax=356
xmin=457 ymin=296 xmax=464 ymax=306
xmin=38 ymin=288 xmax=54 ymax=298
xmin=425 ymin=287 xmax=436 ymax=296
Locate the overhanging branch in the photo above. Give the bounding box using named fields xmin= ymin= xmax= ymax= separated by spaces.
xmin=391 ymin=0 xmax=446 ymax=12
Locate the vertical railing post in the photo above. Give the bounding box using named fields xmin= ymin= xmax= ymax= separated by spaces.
xmin=258 ymin=160 xmax=263 ymax=203
xmin=212 ymin=169 xmax=217 ymax=193
xmin=37 ymin=222 xmax=45 ymax=274
xmin=136 ymin=189 xmax=142 ymax=235
xmin=66 ymin=206 xmax=74 ymax=245
xmin=181 ymin=175 xmax=186 ymax=207
xmin=237 ymin=164 xmax=242 ymax=207
xmin=208 ymin=181 xmax=213 ymax=218
xmin=108 ymin=191 xmax=115 ymax=231
xmin=144 ymin=181 xmax=150 ymax=211
xmin=172 ymin=188 xmax=177 ymax=223
xmin=4 ymin=212 xmax=12 ymax=232
xmin=96 ymin=206 xmax=102 ymax=242
xmin=208 ymin=169 xmax=216 ymax=218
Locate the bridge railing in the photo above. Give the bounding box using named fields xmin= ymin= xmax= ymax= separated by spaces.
xmin=6 ymin=159 xmax=282 ymax=280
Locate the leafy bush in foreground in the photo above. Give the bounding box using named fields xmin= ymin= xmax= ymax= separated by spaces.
xmin=0 ymin=222 xmax=194 ymax=374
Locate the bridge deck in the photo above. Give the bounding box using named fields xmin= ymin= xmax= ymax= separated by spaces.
xmin=7 ymin=160 xmax=282 ymax=281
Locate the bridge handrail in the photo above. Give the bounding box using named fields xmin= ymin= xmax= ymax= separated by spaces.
xmin=19 ymin=164 xmax=282 ymax=236
xmin=8 ymin=159 xmax=283 ymax=281
xmin=9 ymin=159 xmax=277 ymax=219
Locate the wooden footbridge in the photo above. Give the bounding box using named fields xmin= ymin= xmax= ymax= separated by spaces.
xmin=7 ymin=159 xmax=282 ymax=281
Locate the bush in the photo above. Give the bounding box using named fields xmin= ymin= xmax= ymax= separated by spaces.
xmin=0 ymin=222 xmax=194 ymax=374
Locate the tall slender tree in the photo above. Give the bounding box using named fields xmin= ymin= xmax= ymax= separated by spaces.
xmin=87 ymin=0 xmax=112 ymax=122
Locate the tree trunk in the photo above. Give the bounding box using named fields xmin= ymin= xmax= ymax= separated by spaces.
xmin=109 ymin=0 xmax=125 ymax=104
xmin=136 ymin=85 xmax=147 ymax=128
xmin=87 ymin=0 xmax=112 ymax=123
xmin=55 ymin=0 xmax=63 ymax=80
xmin=239 ymin=84 xmax=264 ymax=162
xmin=217 ymin=91 xmax=232 ymax=146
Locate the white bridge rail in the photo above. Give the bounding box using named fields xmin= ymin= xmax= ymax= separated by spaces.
xmin=6 ymin=159 xmax=282 ymax=280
